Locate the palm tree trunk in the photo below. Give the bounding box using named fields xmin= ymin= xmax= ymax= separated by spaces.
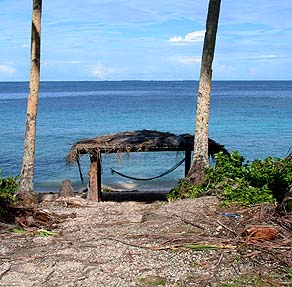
xmin=187 ymin=0 xmax=221 ymax=185
xmin=18 ymin=0 xmax=42 ymax=204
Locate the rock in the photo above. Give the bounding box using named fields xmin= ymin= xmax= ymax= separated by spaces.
xmin=0 ymin=262 xmax=11 ymax=277
xmin=58 ymin=179 xmax=74 ymax=198
xmin=55 ymin=197 xmax=90 ymax=207
xmin=127 ymin=213 xmax=144 ymax=223
xmin=38 ymin=192 xmax=57 ymax=202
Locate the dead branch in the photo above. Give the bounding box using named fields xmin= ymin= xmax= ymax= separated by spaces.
xmin=0 ymin=263 xmax=11 ymax=280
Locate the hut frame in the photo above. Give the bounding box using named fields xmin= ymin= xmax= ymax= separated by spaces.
xmin=67 ymin=130 xmax=228 ymax=201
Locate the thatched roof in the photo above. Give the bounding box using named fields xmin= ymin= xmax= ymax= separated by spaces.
xmin=66 ymin=129 xmax=228 ymax=164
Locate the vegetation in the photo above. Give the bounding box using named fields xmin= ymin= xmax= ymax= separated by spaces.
xmin=37 ymin=228 xmax=59 ymax=237
xmin=12 ymin=227 xmax=26 ymax=234
xmin=218 ymin=275 xmax=275 ymax=287
xmin=168 ymin=151 xmax=292 ymax=206
xmin=139 ymin=275 xmax=167 ymax=286
xmin=0 ymin=170 xmax=18 ymax=220
xmin=218 ymin=269 xmax=292 ymax=287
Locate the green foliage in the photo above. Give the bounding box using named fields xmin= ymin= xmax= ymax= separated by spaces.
xmin=285 ymin=268 xmax=292 ymax=282
xmin=11 ymin=228 xmax=58 ymax=237
xmin=168 ymin=151 xmax=292 ymax=206
xmin=0 ymin=170 xmax=18 ymax=220
xmin=247 ymin=156 xmax=292 ymax=202
xmin=12 ymin=227 xmax=26 ymax=235
xmin=218 ymin=275 xmax=270 ymax=287
xmin=167 ymin=179 xmax=202 ymax=201
xmin=37 ymin=228 xmax=58 ymax=237
xmin=139 ymin=275 xmax=167 ymax=286
xmin=184 ymin=244 xmax=223 ymax=251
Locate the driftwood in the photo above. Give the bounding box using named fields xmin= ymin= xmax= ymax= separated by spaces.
xmin=55 ymin=197 xmax=92 ymax=207
xmin=278 ymin=188 xmax=292 ymax=213
xmin=3 ymin=205 xmax=75 ymax=228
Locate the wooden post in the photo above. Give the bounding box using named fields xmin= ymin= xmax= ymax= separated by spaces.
xmin=88 ymin=155 xmax=97 ymax=201
xmin=97 ymin=152 xmax=102 ymax=201
xmin=88 ymin=153 xmax=102 ymax=201
xmin=185 ymin=150 xmax=192 ymax=177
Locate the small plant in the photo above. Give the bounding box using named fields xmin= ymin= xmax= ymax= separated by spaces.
xmin=12 ymin=227 xmax=26 ymax=235
xmin=0 ymin=170 xmax=18 ymax=221
xmin=168 ymin=151 xmax=292 ymax=206
xmin=218 ymin=275 xmax=270 ymax=287
xmin=37 ymin=228 xmax=58 ymax=237
xmin=167 ymin=179 xmax=202 ymax=201
xmin=285 ymin=268 xmax=292 ymax=282
xmin=139 ymin=275 xmax=167 ymax=286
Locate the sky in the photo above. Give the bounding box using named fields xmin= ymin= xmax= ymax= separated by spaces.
xmin=1 ymin=0 xmax=292 ymax=81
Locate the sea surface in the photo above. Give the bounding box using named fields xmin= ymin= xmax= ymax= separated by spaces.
xmin=0 ymin=81 xmax=291 ymax=192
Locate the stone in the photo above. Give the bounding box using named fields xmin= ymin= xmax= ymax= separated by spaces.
xmin=58 ymin=179 xmax=74 ymax=198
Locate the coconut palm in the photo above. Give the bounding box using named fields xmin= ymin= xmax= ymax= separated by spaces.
xmin=18 ymin=0 xmax=42 ymax=204
xmin=187 ymin=0 xmax=221 ymax=185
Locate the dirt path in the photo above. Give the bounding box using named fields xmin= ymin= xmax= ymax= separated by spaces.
xmin=0 ymin=195 xmax=291 ymax=287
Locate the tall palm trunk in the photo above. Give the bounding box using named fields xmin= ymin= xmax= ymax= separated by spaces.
xmin=187 ymin=0 xmax=221 ymax=185
xmin=18 ymin=0 xmax=42 ymax=204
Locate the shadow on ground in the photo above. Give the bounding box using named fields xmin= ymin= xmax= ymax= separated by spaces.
xmin=38 ymin=190 xmax=169 ymax=203
xmin=101 ymin=190 xmax=169 ymax=203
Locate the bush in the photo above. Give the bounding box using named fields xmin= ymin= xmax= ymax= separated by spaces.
xmin=0 ymin=170 xmax=18 ymax=221
xmin=168 ymin=151 xmax=292 ymax=206
xmin=247 ymin=156 xmax=292 ymax=203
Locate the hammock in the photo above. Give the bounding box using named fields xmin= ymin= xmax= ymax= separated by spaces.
xmin=110 ymin=158 xmax=185 ymax=181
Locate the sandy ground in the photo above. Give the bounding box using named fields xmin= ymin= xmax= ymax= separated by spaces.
xmin=0 ymin=193 xmax=291 ymax=287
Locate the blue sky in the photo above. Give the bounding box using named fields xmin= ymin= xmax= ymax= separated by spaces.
xmin=1 ymin=0 xmax=292 ymax=81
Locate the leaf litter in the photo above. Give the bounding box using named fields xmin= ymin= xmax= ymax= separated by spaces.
xmin=0 ymin=194 xmax=291 ymax=287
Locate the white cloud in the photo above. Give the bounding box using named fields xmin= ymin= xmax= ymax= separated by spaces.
xmin=21 ymin=43 xmax=29 ymax=48
xmin=0 ymin=65 xmax=16 ymax=75
xmin=169 ymin=30 xmax=205 ymax=44
xmin=90 ymin=63 xmax=117 ymax=79
xmin=246 ymin=55 xmax=278 ymax=61
xmin=214 ymin=63 xmax=236 ymax=78
xmin=233 ymin=54 xmax=291 ymax=62
xmin=170 ymin=56 xmax=201 ymax=65
xmin=43 ymin=60 xmax=82 ymax=65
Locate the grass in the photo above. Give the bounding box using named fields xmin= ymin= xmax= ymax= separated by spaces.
xmin=139 ymin=275 xmax=167 ymax=286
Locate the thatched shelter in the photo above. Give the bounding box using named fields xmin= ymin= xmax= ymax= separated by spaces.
xmin=67 ymin=130 xmax=228 ymax=201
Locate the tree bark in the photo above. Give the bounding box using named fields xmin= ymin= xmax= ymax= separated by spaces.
xmin=18 ymin=0 xmax=42 ymax=205
xmin=187 ymin=0 xmax=221 ymax=185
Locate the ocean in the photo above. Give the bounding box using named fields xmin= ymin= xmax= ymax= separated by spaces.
xmin=0 ymin=81 xmax=291 ymax=192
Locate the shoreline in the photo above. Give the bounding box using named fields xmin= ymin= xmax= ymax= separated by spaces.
xmin=38 ymin=189 xmax=170 ymax=203
xmin=34 ymin=182 xmax=174 ymax=193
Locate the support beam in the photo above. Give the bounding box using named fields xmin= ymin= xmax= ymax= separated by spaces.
xmin=88 ymin=153 xmax=102 ymax=201
xmin=88 ymin=155 xmax=97 ymax=201
xmin=97 ymin=152 xmax=102 ymax=201
xmin=185 ymin=150 xmax=192 ymax=177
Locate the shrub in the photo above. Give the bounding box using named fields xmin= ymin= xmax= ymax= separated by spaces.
xmin=0 ymin=170 xmax=18 ymax=221
xmin=247 ymin=156 xmax=292 ymax=203
xmin=168 ymin=151 xmax=292 ymax=206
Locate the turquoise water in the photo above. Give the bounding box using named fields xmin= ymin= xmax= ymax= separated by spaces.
xmin=0 ymin=81 xmax=291 ymax=191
